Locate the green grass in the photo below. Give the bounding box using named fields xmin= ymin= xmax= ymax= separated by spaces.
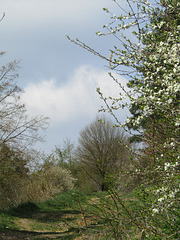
xmin=0 ymin=210 xmax=19 ymax=230
xmin=1 ymin=188 xmax=178 ymax=239
xmin=0 ymin=190 xmax=142 ymax=239
xmin=37 ymin=190 xmax=87 ymax=212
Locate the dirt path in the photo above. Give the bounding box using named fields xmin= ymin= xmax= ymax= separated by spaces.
xmin=0 ymin=228 xmax=76 ymax=240
xmin=0 ymin=229 xmax=37 ymax=240
xmin=0 ymin=196 xmax=104 ymax=239
xmin=0 ymin=212 xmax=82 ymax=240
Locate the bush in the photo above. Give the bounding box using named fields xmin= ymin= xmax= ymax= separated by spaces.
xmin=43 ymin=166 xmax=76 ymax=192
xmin=26 ymin=166 xmax=76 ymax=202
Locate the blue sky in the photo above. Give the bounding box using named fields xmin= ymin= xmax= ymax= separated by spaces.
xmin=1 ymin=0 xmax=129 ymax=152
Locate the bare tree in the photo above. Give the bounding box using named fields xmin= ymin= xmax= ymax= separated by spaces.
xmin=76 ymin=116 xmax=130 ymax=191
xmin=0 ymin=56 xmax=49 ymax=208
xmin=0 ymin=59 xmax=49 ymax=151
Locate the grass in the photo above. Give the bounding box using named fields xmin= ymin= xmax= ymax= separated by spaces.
xmin=1 ymin=188 xmax=178 ymax=239
xmin=0 ymin=190 xmax=105 ymax=239
xmin=0 ymin=190 xmax=143 ymax=239
xmin=0 ymin=210 xmax=19 ymax=231
xmin=37 ymin=190 xmax=87 ymax=211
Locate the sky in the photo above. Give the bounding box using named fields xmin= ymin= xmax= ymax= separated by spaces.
xmin=1 ymin=0 xmax=129 ymax=153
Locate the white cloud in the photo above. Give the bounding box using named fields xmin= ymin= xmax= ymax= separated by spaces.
xmin=22 ymin=65 xmax=127 ymax=125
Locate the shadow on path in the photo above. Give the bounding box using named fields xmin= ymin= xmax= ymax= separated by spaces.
xmin=0 ymin=228 xmax=79 ymax=240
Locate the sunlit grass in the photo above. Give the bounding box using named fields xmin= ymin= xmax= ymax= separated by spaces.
xmin=0 ymin=190 xmax=142 ymax=239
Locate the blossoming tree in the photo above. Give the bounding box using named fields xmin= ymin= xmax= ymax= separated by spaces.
xmin=68 ymin=0 xmax=180 ymax=238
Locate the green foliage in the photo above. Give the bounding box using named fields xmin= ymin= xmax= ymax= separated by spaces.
xmin=0 ymin=143 xmax=29 ymax=209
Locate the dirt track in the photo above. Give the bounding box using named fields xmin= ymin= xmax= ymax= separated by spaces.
xmin=0 ymin=229 xmax=76 ymax=240
xmin=0 ymin=230 xmax=37 ymax=240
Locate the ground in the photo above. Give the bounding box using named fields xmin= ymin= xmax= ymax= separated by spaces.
xmin=0 ymin=193 xmax=104 ymax=240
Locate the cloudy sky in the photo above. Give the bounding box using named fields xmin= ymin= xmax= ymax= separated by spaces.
xmin=1 ymin=0 xmax=128 ymax=152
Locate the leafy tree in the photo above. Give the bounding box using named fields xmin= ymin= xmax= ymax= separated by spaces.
xmin=0 ymin=143 xmax=29 ymax=209
xmin=76 ymin=116 xmax=130 ymax=191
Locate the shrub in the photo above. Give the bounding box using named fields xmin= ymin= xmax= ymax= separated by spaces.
xmin=26 ymin=166 xmax=76 ymax=202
